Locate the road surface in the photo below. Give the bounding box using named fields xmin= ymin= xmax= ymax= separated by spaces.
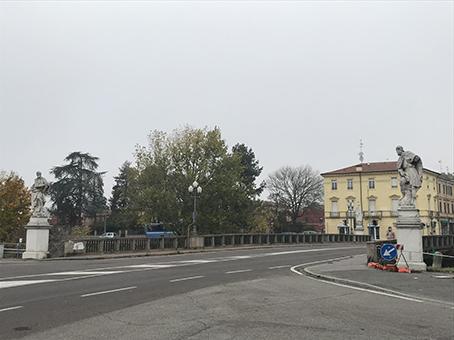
xmin=0 ymin=244 xmax=452 ymax=339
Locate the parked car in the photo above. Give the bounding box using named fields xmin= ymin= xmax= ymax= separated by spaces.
xmin=100 ymin=232 xmax=117 ymax=238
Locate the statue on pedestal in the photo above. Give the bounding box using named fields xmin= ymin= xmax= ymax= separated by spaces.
xmin=31 ymin=171 xmax=50 ymax=218
xmin=355 ymin=203 xmax=363 ymax=228
xmin=396 ymin=146 xmax=423 ymax=207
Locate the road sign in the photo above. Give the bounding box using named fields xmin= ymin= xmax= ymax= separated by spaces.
xmin=380 ymin=243 xmax=397 ymax=261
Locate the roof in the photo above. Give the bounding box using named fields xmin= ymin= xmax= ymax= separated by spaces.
xmin=321 ymin=161 xmax=440 ymax=177
xmin=322 ymin=162 xmax=398 ymax=176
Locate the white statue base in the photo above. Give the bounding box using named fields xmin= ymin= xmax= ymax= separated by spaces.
xmin=396 ymin=206 xmax=426 ymax=272
xmin=22 ymin=217 xmax=51 ymax=260
xmin=354 ymin=226 xmax=364 ymax=235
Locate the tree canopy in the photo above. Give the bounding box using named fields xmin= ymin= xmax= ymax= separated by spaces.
xmin=116 ymin=127 xmax=263 ymax=234
xmin=267 ymin=165 xmax=323 ymax=226
xmin=0 ymin=172 xmax=31 ymax=242
xmin=50 ymin=152 xmax=107 ymax=227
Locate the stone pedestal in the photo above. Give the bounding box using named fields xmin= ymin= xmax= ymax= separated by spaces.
xmin=189 ymin=236 xmax=204 ymax=249
xmin=22 ymin=217 xmax=51 ymax=260
xmin=396 ymin=206 xmax=426 ymax=272
xmin=354 ymin=226 xmax=365 ymax=236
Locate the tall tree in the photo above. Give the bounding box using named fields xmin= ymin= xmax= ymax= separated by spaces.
xmin=129 ymin=127 xmax=263 ymax=234
xmin=107 ymin=162 xmax=138 ymax=232
xmin=0 ymin=172 xmax=31 ymax=242
xmin=232 ymin=143 xmax=265 ymax=197
xmin=267 ymin=166 xmax=323 ymax=225
xmin=50 ymin=152 xmax=106 ymax=227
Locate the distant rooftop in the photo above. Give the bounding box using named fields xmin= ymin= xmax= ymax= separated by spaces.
xmin=321 ymin=161 xmax=439 ymax=176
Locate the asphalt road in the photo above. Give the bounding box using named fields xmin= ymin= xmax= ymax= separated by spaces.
xmin=0 ymin=244 xmax=452 ymax=339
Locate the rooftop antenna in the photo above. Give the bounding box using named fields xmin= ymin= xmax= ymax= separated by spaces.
xmin=359 ymin=139 xmax=364 ymax=163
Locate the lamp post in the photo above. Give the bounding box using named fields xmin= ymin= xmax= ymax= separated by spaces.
xmin=188 ymin=181 xmax=202 ymax=235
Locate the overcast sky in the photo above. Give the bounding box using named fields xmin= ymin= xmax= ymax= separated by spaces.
xmin=0 ymin=1 xmax=453 ymax=197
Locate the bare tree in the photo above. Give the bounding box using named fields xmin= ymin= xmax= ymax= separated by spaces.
xmin=267 ymin=166 xmax=323 ymax=225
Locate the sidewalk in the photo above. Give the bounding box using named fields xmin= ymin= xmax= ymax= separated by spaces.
xmin=304 ymin=255 xmax=454 ymax=304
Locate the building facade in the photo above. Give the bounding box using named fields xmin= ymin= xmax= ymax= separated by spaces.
xmin=321 ymin=162 xmax=451 ymax=240
xmin=437 ymin=173 xmax=454 ymax=234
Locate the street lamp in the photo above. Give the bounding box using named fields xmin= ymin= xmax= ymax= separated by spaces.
xmin=188 ymin=181 xmax=202 ymax=235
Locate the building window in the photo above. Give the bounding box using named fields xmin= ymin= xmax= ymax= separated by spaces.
xmin=347 ymin=179 xmax=353 ymax=190
xmin=368 ymin=198 xmax=376 ymax=212
xmin=368 ymin=178 xmax=375 ymax=189
xmin=438 ymin=184 xmax=441 ymax=193
xmin=439 ymin=201 xmax=443 ymax=212
xmin=331 ymin=201 xmax=338 ymax=213
xmin=391 ymin=198 xmax=399 ymax=212
xmin=391 ymin=177 xmax=398 ymax=188
xmin=331 ymin=180 xmax=337 ymax=190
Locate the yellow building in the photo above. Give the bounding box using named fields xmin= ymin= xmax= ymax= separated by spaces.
xmin=437 ymin=173 xmax=454 ymax=234
xmin=321 ymin=162 xmax=448 ymax=240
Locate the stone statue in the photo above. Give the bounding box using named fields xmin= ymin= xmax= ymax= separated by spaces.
xmin=31 ymin=171 xmax=50 ymax=218
xmin=355 ymin=203 xmax=363 ymax=228
xmin=396 ymin=146 xmax=423 ymax=207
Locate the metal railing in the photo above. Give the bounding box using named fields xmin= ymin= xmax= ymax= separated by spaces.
xmin=422 ymin=235 xmax=454 ymax=251
xmin=67 ymin=233 xmax=371 ymax=256
xmin=0 ymin=243 xmax=26 ymax=258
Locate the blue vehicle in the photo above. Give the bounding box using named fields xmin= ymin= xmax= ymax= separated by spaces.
xmin=144 ymin=223 xmax=175 ymax=239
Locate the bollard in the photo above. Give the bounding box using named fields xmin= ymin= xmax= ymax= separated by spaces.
xmin=432 ymin=251 xmax=443 ymax=269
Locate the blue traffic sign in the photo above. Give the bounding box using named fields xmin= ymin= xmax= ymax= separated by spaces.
xmin=380 ymin=243 xmax=397 ymax=261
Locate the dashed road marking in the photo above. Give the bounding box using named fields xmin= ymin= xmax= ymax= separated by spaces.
xmin=0 ymin=306 xmax=23 ymax=313
xmin=81 ymin=286 xmax=137 ymax=298
xmin=225 ymin=269 xmax=252 ymax=274
xmin=44 ymin=271 xmax=124 ymax=276
xmin=170 ymin=275 xmax=205 ymax=283
xmin=268 ymin=265 xmax=291 ymax=269
xmin=0 ymin=280 xmax=57 ymax=289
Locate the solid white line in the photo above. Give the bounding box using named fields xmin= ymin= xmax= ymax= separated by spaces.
xmin=169 ymin=275 xmax=205 ymax=283
xmin=0 ymin=306 xmax=23 ymax=313
xmin=225 ymin=269 xmax=252 ymax=274
xmin=0 ymin=280 xmax=57 ymax=289
xmin=80 ymin=286 xmax=137 ymax=298
xmin=290 ymin=264 xmax=423 ymax=303
xmin=268 ymin=265 xmax=291 ymax=269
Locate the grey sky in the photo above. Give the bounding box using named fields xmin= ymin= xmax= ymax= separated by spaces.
xmin=0 ymin=1 xmax=453 ymax=196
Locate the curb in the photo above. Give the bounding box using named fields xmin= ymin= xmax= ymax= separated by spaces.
xmin=302 ymin=259 xmax=399 ymax=295
xmin=297 ymin=256 xmax=454 ymax=305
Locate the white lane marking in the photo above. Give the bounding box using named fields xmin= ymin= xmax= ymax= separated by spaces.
xmin=0 ymin=246 xmax=361 ymax=281
xmin=170 ymin=275 xmax=205 ymax=283
xmin=0 ymin=306 xmax=23 ymax=313
xmin=268 ymin=265 xmax=291 ymax=269
xmin=44 ymin=271 xmax=124 ymax=276
xmin=0 ymin=280 xmax=56 ymax=289
xmin=290 ymin=264 xmax=424 ymax=303
xmin=80 ymin=286 xmax=137 ymax=298
xmin=225 ymin=269 xmax=252 ymax=274
xmin=181 ymin=260 xmax=217 ymax=263
xmin=263 ymin=247 xmax=363 ymax=257
xmin=432 ymin=275 xmax=454 ymax=279
xmin=126 ymin=264 xmax=176 ymax=269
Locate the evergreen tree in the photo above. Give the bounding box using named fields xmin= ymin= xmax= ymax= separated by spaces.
xmin=50 ymin=152 xmax=106 ymax=227
xmin=107 ymin=162 xmax=138 ymax=232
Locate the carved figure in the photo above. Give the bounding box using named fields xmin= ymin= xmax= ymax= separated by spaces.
xmin=396 ymin=146 xmax=423 ymax=207
xmin=31 ymin=171 xmax=49 ymax=217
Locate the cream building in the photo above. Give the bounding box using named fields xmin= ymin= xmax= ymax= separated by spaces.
xmin=321 ymin=162 xmax=447 ymax=240
xmin=437 ymin=173 xmax=454 ymax=234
